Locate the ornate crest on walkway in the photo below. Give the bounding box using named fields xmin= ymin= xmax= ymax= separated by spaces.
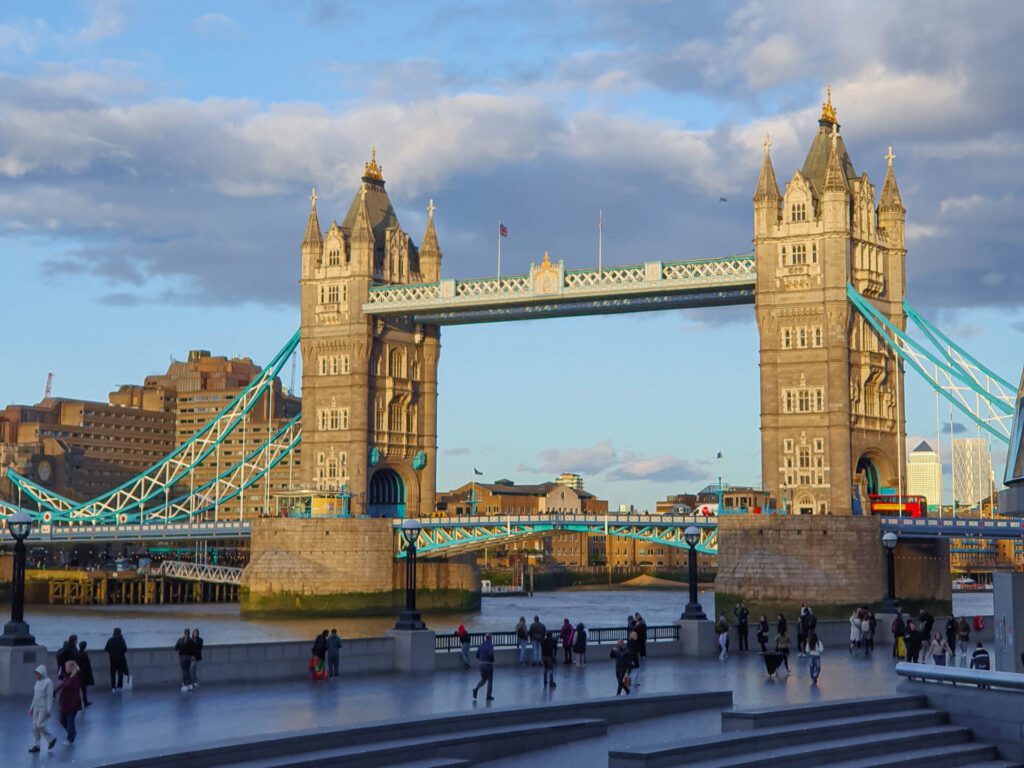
xmin=531 ymin=251 xmax=563 ymax=295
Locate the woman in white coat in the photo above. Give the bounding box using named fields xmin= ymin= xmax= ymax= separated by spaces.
xmin=848 ymin=610 xmax=863 ymax=654
xmin=28 ymin=664 xmax=57 ymax=753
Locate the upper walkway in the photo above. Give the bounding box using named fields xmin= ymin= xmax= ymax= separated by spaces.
xmin=362 ymin=254 xmax=756 ymax=324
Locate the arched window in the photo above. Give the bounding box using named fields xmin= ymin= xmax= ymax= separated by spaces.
xmin=389 ymin=349 xmax=405 ymax=378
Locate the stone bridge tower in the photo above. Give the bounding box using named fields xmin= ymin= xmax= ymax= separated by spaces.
xmin=754 ymin=90 xmax=908 ymax=515
xmin=299 ymin=151 xmax=441 ymax=517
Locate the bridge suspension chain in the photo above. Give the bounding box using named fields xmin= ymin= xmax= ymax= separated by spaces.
xmin=847 ymin=286 xmax=1013 ymax=443
xmin=5 ymin=330 xmax=301 ymax=522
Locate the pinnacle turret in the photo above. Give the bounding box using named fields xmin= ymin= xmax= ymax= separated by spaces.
xmin=302 ymin=187 xmax=323 ymax=249
xmin=823 ymin=131 xmax=850 ymax=193
xmin=753 ymin=133 xmax=781 ymax=202
xmin=879 ymin=146 xmax=905 ymax=214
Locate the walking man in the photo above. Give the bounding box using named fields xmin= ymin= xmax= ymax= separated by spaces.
xmin=28 ymin=665 xmax=57 ymax=753
xmin=76 ymin=641 xmax=94 ymax=707
xmin=634 ymin=613 xmax=648 ymax=660
xmin=326 ymin=628 xmax=342 ymax=678
xmin=174 ymin=628 xmax=195 ymax=691
xmin=610 ymin=639 xmax=633 ymax=695
xmin=190 ymin=629 xmax=204 ymax=687
xmin=515 ymin=616 xmax=530 ymax=665
xmin=956 ymin=616 xmax=971 ymax=667
xmin=734 ymin=602 xmax=749 ymax=652
xmin=472 ymin=633 xmax=495 ymax=701
xmin=541 ymin=631 xmax=557 ymax=687
xmin=105 ymin=627 xmax=129 ymax=692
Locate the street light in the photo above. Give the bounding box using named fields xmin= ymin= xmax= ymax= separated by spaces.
xmin=680 ymin=526 xmax=707 ymax=620
xmin=881 ymin=532 xmax=900 ymax=614
xmin=394 ymin=518 xmax=426 ymax=630
xmin=0 ymin=510 xmax=36 ymax=646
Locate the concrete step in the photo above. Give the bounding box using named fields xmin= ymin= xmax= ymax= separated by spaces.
xmin=212 ymin=717 xmax=607 ymax=768
xmin=380 ymin=760 xmax=471 ymax=768
xmin=721 ymin=694 xmax=927 ymax=731
xmin=657 ymin=724 xmax=972 ymax=768
xmin=821 ymin=743 xmax=1006 ymax=768
xmin=609 ymin=708 xmax=948 ymax=767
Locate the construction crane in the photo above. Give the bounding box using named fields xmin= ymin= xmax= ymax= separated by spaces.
xmin=43 ymin=372 xmax=53 ymax=399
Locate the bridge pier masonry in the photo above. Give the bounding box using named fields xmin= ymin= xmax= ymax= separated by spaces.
xmin=240 ymin=517 xmax=480 ymax=616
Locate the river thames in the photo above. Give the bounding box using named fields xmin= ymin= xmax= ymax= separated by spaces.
xmin=0 ymin=589 xmax=992 ymax=650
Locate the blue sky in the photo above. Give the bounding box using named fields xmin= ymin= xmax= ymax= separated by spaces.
xmin=1 ymin=1 xmax=1022 ymax=510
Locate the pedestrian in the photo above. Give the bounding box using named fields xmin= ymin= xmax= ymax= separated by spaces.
xmin=929 ymin=631 xmax=952 ymax=666
xmin=560 ymin=619 xmax=574 ymax=664
xmin=904 ymin=619 xmax=922 ymax=663
xmin=774 ymin=625 xmax=791 ymax=672
xmin=55 ymin=660 xmax=82 ymax=744
xmin=454 ymin=624 xmax=471 ymax=670
xmin=27 ymin=664 xmax=57 ymax=753
xmin=572 ymin=623 xmax=587 ymax=669
xmin=956 ymin=616 xmax=971 ymax=667
xmin=734 ymin=602 xmax=749 ymax=652
xmin=528 ymin=615 xmax=546 ymax=666
xmin=76 ymin=641 xmax=94 ymax=708
xmin=634 ymin=613 xmax=648 ymax=660
xmin=891 ymin=612 xmax=906 ymax=660
xmin=970 ymin=642 xmax=990 ymax=670
xmin=627 ymin=630 xmax=642 ymax=685
xmin=541 ymin=631 xmax=558 ymax=687
xmin=861 ymin=610 xmax=874 ymax=656
xmin=797 ymin=601 xmax=810 ymax=655
xmin=190 ymin=629 xmax=204 ymax=688
xmin=105 ymin=627 xmax=129 ymax=692
xmin=174 ymin=628 xmax=195 ymax=691
xmin=610 ymin=639 xmax=632 ymax=695
xmin=716 ymin=612 xmax=729 ymax=660
xmin=309 ymin=629 xmax=328 ymax=681
xmin=471 ymin=633 xmax=495 ymax=701
xmin=515 ymin=616 xmax=530 ymax=665
xmin=326 ymin=628 xmax=343 ymax=678
xmin=945 ymin=617 xmax=957 ymax=655
xmin=848 ymin=609 xmax=862 ymax=654
xmin=918 ymin=608 xmax=935 ymax=663
xmin=756 ymin=615 xmax=769 ymax=654
xmin=776 ymin=613 xmax=788 ymax=636
xmin=56 ymin=634 xmax=78 ymax=679
xmin=807 ymin=630 xmax=824 ymax=684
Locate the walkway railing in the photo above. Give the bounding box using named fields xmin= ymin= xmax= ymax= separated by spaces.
xmin=160 ymin=560 xmax=243 ymax=585
xmin=435 ymin=624 xmax=679 ymax=652
xmin=895 ymin=661 xmax=1024 ymax=690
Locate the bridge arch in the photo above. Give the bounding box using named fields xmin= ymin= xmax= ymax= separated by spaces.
xmin=855 ymin=449 xmax=895 ymax=502
xmin=368 ymin=468 xmax=406 ymax=518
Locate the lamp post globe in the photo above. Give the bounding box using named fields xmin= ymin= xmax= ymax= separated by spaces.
xmin=1 ymin=510 xmax=36 ymax=646
xmin=394 ymin=517 xmax=426 ymax=630
xmin=680 ymin=526 xmax=706 ymax=620
xmin=881 ymin=532 xmax=900 ymax=614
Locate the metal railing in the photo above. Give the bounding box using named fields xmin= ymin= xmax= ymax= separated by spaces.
xmin=160 ymin=560 xmax=243 ymax=586
xmin=895 ymin=661 xmax=1024 ymax=690
xmin=435 ymin=624 xmax=679 ymax=652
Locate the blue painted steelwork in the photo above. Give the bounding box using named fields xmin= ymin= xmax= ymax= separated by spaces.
xmin=848 ymin=285 xmax=1013 ymax=442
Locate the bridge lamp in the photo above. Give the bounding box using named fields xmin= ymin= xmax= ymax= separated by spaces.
xmin=881 ymin=532 xmax=900 ymax=614
xmin=1 ymin=510 xmax=37 ymax=646
xmin=394 ymin=519 xmax=427 ymax=631
xmin=680 ymin=526 xmax=707 ymax=620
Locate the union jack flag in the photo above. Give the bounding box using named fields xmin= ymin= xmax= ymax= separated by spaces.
xmin=499 ymin=222 xmax=508 ymax=237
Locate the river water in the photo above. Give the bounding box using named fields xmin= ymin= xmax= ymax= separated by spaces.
xmin=1 ymin=590 xmax=993 ymax=651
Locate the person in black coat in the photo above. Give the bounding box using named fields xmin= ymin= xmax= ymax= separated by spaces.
xmin=104 ymin=628 xmax=129 ymax=692
xmin=76 ymin=641 xmax=94 ymax=707
xmin=56 ymin=635 xmax=78 ymax=680
xmin=190 ymin=629 xmax=204 ymax=688
xmin=610 ymin=639 xmax=633 ymax=695
xmin=174 ymin=628 xmax=196 ymax=691
xmin=633 ymin=613 xmax=648 ymax=659
xmin=756 ymin=615 xmax=770 ymax=654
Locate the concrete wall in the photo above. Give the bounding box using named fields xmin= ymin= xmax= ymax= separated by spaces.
xmin=715 ymin=515 xmax=950 ymax=605
xmin=240 ymin=518 xmax=479 ymax=616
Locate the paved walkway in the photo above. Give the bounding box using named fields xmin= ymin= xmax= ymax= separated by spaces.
xmin=0 ymin=648 xmax=902 ymax=767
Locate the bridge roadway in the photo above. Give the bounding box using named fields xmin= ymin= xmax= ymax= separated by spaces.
xmin=22 ymin=513 xmax=1024 ymax=551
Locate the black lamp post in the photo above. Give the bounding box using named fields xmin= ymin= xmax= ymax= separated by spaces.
xmin=881 ymin=532 xmax=900 ymax=614
xmin=680 ymin=526 xmax=707 ymax=620
xmin=394 ymin=518 xmax=426 ymax=630
xmin=1 ymin=510 xmax=35 ymax=646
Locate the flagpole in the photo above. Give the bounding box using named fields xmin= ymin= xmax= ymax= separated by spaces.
xmin=598 ymin=210 xmax=603 ymax=277
xmin=497 ymin=221 xmax=501 ymax=282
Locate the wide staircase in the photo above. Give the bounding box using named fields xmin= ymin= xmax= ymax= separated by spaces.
xmin=608 ymin=694 xmax=1021 ymax=768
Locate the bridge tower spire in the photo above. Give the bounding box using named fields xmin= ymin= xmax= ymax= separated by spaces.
xmin=299 ymin=150 xmax=442 ymax=518
xmin=753 ymin=87 xmax=907 ymax=516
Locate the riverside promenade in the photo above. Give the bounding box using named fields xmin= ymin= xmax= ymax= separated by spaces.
xmin=0 ymin=649 xmax=904 ymax=767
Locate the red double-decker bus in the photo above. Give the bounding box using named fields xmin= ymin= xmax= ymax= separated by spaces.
xmin=868 ymin=494 xmax=928 ymax=517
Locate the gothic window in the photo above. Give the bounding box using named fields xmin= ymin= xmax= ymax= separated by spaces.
xmin=375 ymin=404 xmax=385 ymax=431
xmin=793 ymin=244 xmax=807 ymax=265
xmin=328 ymin=248 xmax=340 ymax=266
xmin=818 ymin=502 xmax=827 ymax=514
xmin=784 ymin=391 xmax=794 ymax=413
xmin=340 ymin=452 xmax=348 ymax=476
xmin=783 ymin=439 xmax=794 ymax=453
xmin=342 ymin=284 xmax=348 ymax=302
xmin=341 ymin=355 xmax=350 ymax=374
xmin=389 ymin=349 xmax=405 ymax=378
xmin=317 ymin=452 xmax=325 ymax=466
xmin=782 ymin=328 xmax=792 ymax=349
xmin=318 ymin=409 xmax=329 ymax=431
xmin=815 ymin=389 xmax=824 ymax=411
xmin=798 ymin=389 xmax=810 ymax=412
xmin=327 ymin=284 xmax=339 ymax=303
xmin=326 ymin=457 xmax=338 ymax=480
xmin=780 ymin=246 xmax=787 ymax=266
xmin=410 ymin=358 xmax=420 ymax=379
xmin=799 ymin=446 xmax=811 ymax=469
xmin=791 ymin=203 xmax=807 ymax=222
xmin=782 ymin=386 xmax=826 ymax=413
xmin=318 ymin=356 xmax=329 ymax=376
xmin=813 ymin=326 xmax=823 ymax=347
xmin=813 ymin=438 xmax=824 ymax=452
xmin=798 ymin=328 xmax=807 ymax=348
xmin=811 ymin=243 xmax=818 ymax=263
xmin=330 ymin=356 xmax=339 ymax=375
xmin=785 ymin=457 xmax=793 ymax=469
xmin=389 ymin=404 xmax=404 ymax=432
xmin=329 ymin=409 xmax=340 ymax=430
xmin=318 ymin=286 xmax=325 ymax=304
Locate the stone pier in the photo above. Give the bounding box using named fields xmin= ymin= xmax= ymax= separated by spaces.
xmin=240 ymin=518 xmax=480 ymax=616
xmin=714 ymin=515 xmax=951 ymax=607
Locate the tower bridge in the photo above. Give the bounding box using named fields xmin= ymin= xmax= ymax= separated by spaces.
xmin=3 ymin=90 xmax=1020 ymax=613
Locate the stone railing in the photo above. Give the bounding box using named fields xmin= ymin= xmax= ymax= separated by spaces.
xmin=435 ymin=624 xmax=679 ymax=652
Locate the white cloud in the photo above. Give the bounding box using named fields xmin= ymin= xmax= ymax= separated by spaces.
xmin=940 ymin=194 xmax=984 ymax=215
xmin=191 ymin=13 xmax=242 ymax=38
xmin=78 ymin=0 xmax=129 ymax=43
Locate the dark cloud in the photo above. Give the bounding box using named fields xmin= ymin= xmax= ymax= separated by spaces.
xmin=1013 ymin=321 xmax=1024 ymax=333
xmin=951 ymin=422 xmax=968 ymax=435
